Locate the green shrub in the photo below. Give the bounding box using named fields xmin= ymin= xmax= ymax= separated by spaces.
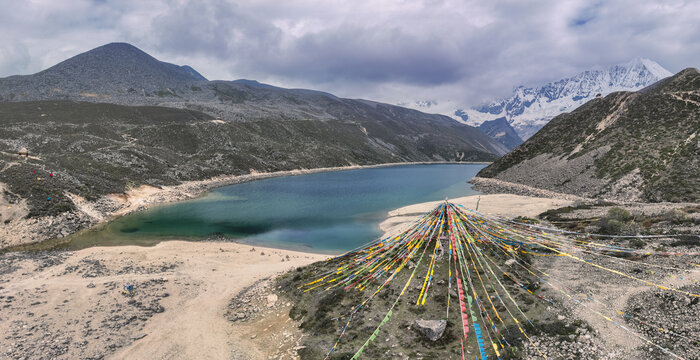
xmin=597 ymin=218 xmax=626 ymax=235
xmin=664 ymin=209 xmax=691 ymax=224
xmin=629 ymin=238 xmax=647 ymax=249
xmin=607 ymin=207 xmax=632 ymax=222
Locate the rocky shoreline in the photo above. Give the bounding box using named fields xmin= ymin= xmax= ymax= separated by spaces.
xmin=468 ymin=176 xmax=589 ymax=201
xmin=280 ymin=195 xmax=700 ymax=360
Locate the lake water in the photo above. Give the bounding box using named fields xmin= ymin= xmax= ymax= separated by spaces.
xmin=61 ymin=164 xmax=485 ymax=253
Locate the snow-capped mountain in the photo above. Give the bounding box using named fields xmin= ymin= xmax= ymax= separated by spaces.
xmin=456 ymin=58 xmax=672 ymax=139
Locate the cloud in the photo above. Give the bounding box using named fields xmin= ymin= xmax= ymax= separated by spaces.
xmin=0 ymin=44 xmax=32 ymax=75
xmin=0 ymin=0 xmax=698 ymax=110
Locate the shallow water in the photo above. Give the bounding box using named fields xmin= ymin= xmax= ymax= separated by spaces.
xmin=59 ymin=164 xmax=485 ymax=253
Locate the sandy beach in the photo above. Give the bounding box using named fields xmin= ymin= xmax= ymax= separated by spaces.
xmin=379 ymin=193 xmax=574 ymax=236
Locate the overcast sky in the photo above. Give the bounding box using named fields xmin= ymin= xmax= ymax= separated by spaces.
xmin=0 ymin=0 xmax=698 ymax=110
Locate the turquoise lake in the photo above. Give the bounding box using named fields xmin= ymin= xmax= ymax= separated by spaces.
xmin=63 ymin=164 xmax=485 ymax=253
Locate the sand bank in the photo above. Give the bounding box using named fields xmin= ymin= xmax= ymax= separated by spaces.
xmin=379 ymin=193 xmax=574 ymax=236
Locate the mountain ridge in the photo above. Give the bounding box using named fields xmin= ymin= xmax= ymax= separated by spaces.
xmin=0 ymin=42 xmax=502 ymax=159
xmin=457 ymin=58 xmax=673 ymax=139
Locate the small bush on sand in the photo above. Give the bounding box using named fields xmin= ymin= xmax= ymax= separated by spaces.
xmin=598 ymin=218 xmax=626 ymax=235
xmin=607 ymin=207 xmax=632 ymax=222
xmin=664 ymin=209 xmax=691 ymax=224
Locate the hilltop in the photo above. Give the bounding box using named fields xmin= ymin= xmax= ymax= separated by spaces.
xmin=0 ymin=43 xmax=206 ymax=100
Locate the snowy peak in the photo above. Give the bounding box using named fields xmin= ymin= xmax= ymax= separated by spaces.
xmin=628 ymin=57 xmax=673 ymax=79
xmin=458 ymin=58 xmax=672 ymax=140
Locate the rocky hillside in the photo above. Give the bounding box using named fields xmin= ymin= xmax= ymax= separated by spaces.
xmin=476 ymin=68 xmax=700 ymax=203
xmin=457 ymin=58 xmax=672 ymax=139
xmin=0 ymin=43 xmax=207 ymax=101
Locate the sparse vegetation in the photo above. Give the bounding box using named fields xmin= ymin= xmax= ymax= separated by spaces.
xmin=539 ymin=203 xmax=699 ymax=240
xmin=478 ymin=69 xmax=700 ymax=203
xmin=275 ymin=234 xmax=559 ymax=359
xmin=154 ymin=89 xmax=178 ymax=97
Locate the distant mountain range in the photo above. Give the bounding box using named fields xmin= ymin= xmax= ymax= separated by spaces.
xmin=0 ymin=43 xmax=508 ymax=223
xmin=455 ymin=58 xmax=673 ymax=140
xmin=476 ymin=67 xmax=700 ymax=203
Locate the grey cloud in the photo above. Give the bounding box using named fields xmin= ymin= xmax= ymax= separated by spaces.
xmin=0 ymin=44 xmax=32 ymax=75
xmin=260 ymin=26 xmax=466 ymax=85
xmin=150 ymin=0 xmax=282 ymax=60
xmin=0 ymin=0 xmax=698 ymax=108
xmin=148 ymin=3 xmax=466 ymax=86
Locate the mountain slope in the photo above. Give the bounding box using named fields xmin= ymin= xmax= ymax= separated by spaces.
xmin=0 ymin=43 xmax=506 ymax=157
xmin=476 ymin=68 xmax=700 ymax=203
xmin=0 ymin=43 xmax=207 ymax=101
xmin=458 ymin=58 xmax=673 ymax=139
xmin=477 ymin=117 xmax=523 ymax=150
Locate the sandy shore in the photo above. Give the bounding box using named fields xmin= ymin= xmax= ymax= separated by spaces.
xmin=0 ymin=241 xmax=328 ymax=360
xmin=4 ymin=160 xmax=697 ymax=359
xmin=0 ymin=161 xmax=487 ymax=250
xmin=379 ymin=193 xmax=574 ymax=236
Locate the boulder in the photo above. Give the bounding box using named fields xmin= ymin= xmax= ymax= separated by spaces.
xmin=130 ymin=333 xmax=147 ymax=340
xmin=266 ymin=294 xmax=278 ymax=307
xmin=413 ymin=319 xmax=446 ymax=341
xmin=435 ymin=243 xmax=444 ymax=259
